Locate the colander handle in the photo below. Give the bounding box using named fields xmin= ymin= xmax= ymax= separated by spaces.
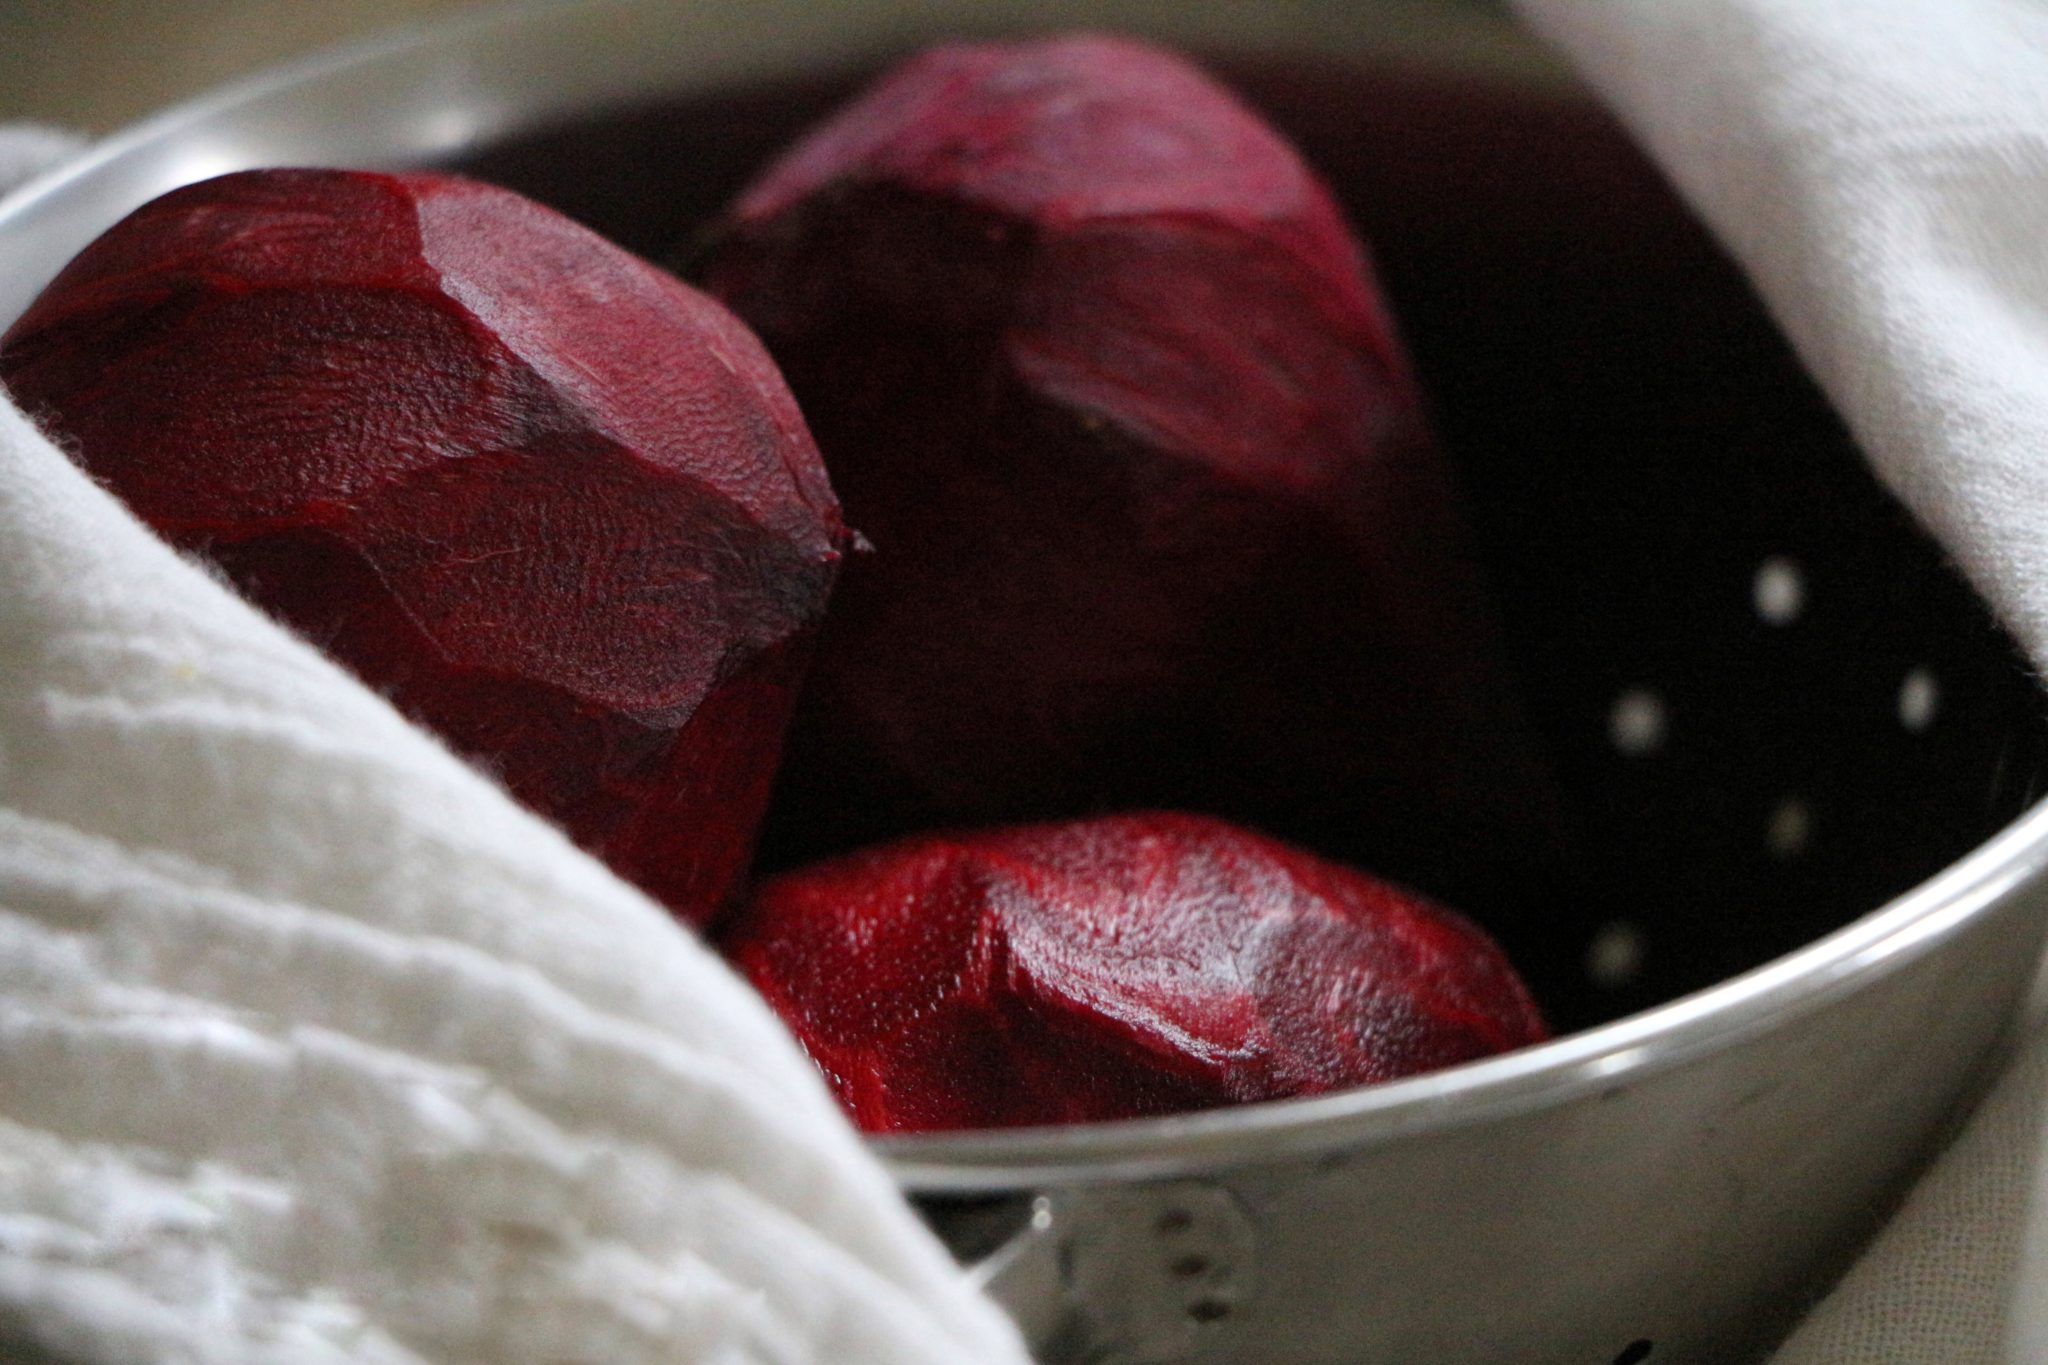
xmin=967 ymin=1196 xmax=1074 ymax=1355
xmin=965 ymin=1181 xmax=1257 ymax=1361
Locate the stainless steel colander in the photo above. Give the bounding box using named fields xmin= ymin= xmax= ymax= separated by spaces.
xmin=2 ymin=3 xmax=2045 ymax=1362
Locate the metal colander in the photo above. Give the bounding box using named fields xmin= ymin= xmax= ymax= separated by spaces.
xmin=446 ymin=39 xmax=2048 ymax=1362
xmin=455 ymin=49 xmax=2048 ymax=1036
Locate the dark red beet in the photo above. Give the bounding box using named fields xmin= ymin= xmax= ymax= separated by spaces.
xmin=0 ymin=168 xmax=848 ymax=925
xmin=703 ymin=35 xmax=1556 ymax=896
xmin=723 ymin=812 xmax=1547 ymax=1133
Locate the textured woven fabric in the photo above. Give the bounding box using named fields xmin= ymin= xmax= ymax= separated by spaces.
xmin=0 ymin=134 xmax=1028 ymax=1365
xmin=1772 ymin=1028 xmax=2048 ymax=1363
xmin=1512 ymin=1 xmax=2048 ymax=1359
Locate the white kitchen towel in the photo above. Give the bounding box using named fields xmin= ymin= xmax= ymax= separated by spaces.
xmin=1510 ymin=0 xmax=2048 ymax=1359
xmin=0 ymin=135 xmax=1030 ymax=1365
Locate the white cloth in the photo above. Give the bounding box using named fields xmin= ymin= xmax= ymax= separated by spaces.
xmin=0 ymin=136 xmax=1029 ymax=1365
xmin=1511 ymin=0 xmax=2048 ymax=1359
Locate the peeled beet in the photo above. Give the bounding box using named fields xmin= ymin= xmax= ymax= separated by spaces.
xmin=0 ymin=168 xmax=848 ymax=925
xmin=703 ymin=35 xmax=1556 ymax=895
xmin=723 ymin=811 xmax=1547 ymax=1133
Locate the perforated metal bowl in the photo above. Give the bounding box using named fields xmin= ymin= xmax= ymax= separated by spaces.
xmin=3 ymin=3 xmax=2046 ymax=1362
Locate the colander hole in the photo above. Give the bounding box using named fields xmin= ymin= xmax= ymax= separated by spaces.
xmin=1170 ymin=1254 xmax=1212 ymax=1279
xmin=1156 ymin=1209 xmax=1194 ymax=1236
xmin=1612 ymin=1342 xmax=1654 ymax=1365
xmin=1767 ymin=797 xmax=1812 ymax=858
xmin=1585 ymin=921 xmax=1646 ymax=988
xmin=1753 ymin=556 xmax=1805 ymax=625
xmin=1899 ymin=668 xmax=1940 ymax=732
xmin=1187 ymin=1297 xmax=1233 ymax=1324
xmin=1608 ymin=689 xmax=1667 ymax=756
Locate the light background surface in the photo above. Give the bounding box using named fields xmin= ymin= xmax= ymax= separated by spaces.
xmin=0 ymin=1 xmax=488 ymax=130
xmin=0 ymin=0 xmax=1533 ymax=134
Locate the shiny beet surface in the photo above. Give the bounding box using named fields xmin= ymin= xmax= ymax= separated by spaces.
xmin=723 ymin=812 xmax=1549 ymax=1133
xmin=0 ymin=168 xmax=848 ymax=925
xmin=704 ymin=35 xmax=1557 ymax=900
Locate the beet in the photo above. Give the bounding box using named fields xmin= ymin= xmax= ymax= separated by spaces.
xmin=723 ymin=811 xmax=1547 ymax=1133
xmin=702 ymin=34 xmax=1557 ymax=897
xmin=0 ymin=168 xmax=848 ymax=926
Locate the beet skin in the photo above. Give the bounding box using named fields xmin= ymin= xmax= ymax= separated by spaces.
xmin=724 ymin=811 xmax=1547 ymax=1133
xmin=0 ymin=168 xmax=848 ymax=925
xmin=703 ymin=35 xmax=1555 ymax=894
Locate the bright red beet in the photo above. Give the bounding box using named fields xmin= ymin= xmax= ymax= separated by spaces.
xmin=0 ymin=168 xmax=848 ymax=925
xmin=704 ymin=35 xmax=1554 ymax=895
xmin=723 ymin=812 xmax=1548 ymax=1133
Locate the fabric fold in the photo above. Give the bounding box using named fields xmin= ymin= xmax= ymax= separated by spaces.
xmin=0 ymin=236 xmax=1028 ymax=1365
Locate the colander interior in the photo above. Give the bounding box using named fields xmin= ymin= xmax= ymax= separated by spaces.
xmin=448 ymin=52 xmax=2048 ymax=1037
